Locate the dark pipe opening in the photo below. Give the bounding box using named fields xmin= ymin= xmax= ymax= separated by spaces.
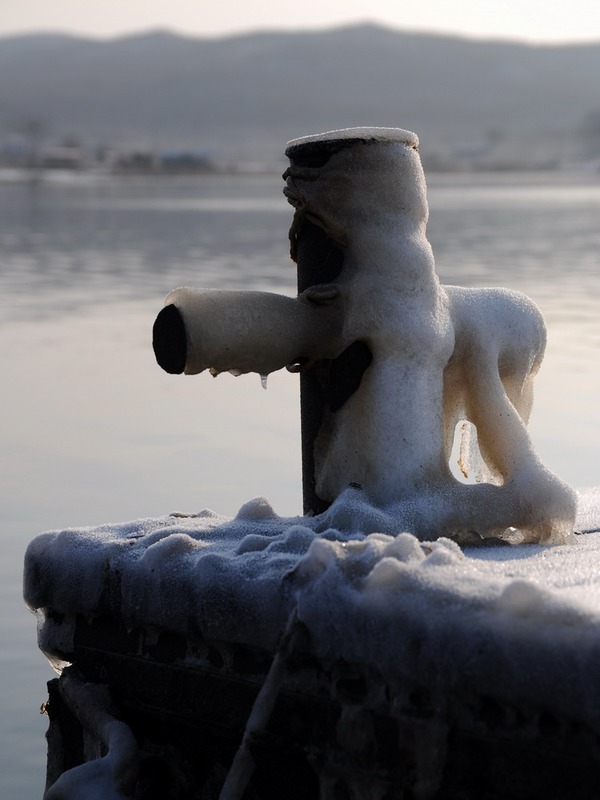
xmin=285 ymin=137 xmax=367 ymax=168
xmin=153 ymin=304 xmax=187 ymax=374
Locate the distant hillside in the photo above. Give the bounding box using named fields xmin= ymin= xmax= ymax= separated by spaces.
xmin=1 ymin=24 xmax=599 ymax=167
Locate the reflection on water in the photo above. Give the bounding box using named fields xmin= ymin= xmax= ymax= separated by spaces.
xmin=1 ymin=171 xmax=599 ymax=796
xmin=2 ymin=171 xmax=599 ymax=322
xmin=0 ymin=175 xmax=294 ymax=323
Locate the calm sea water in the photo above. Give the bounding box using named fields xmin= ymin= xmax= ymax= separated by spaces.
xmin=1 ymin=171 xmax=599 ymax=797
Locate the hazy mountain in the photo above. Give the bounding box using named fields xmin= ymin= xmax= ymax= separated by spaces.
xmin=1 ymin=24 xmax=599 ymax=166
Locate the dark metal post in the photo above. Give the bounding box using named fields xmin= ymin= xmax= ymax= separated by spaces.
xmin=285 ymin=137 xmax=373 ymax=516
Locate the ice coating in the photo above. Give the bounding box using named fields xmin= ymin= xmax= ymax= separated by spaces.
xmin=24 ymin=490 xmax=600 ymax=726
xmin=286 ymin=126 xmax=420 ymax=149
xmin=44 ymin=670 xmax=139 ymax=800
xmin=154 ymin=286 xmax=344 ymax=376
xmin=282 ymin=127 xmax=577 ymax=543
xmin=152 ymin=127 xmax=576 ymax=543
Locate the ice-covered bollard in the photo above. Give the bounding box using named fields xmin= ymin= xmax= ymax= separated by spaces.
xmin=153 ymin=127 xmax=576 ymax=544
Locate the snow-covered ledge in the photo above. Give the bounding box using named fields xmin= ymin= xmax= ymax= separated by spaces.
xmin=24 ymin=491 xmax=600 ymax=798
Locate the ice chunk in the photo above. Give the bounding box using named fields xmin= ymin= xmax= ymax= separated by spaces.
xmin=44 ymin=669 xmax=138 ymax=800
xmin=235 ymin=496 xmax=278 ymax=521
xmin=497 ymin=579 xmax=547 ymax=616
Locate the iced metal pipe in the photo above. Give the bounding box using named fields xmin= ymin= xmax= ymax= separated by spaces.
xmin=283 ymin=128 xmax=424 ymax=514
xmin=153 ymin=286 xmax=344 ymax=379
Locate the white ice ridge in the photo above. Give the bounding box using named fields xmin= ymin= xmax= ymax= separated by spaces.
xmin=158 ymin=127 xmax=577 ymax=544
xmin=25 ymin=489 xmax=600 ymax=726
xmin=286 ymin=126 xmax=420 ymax=149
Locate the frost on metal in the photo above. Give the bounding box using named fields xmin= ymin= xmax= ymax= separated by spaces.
xmin=153 ymin=127 xmax=576 ymax=545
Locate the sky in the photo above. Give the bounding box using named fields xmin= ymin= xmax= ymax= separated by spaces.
xmin=1 ymin=0 xmax=600 ymax=44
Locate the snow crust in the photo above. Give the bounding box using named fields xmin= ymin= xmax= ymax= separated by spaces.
xmin=25 ymin=488 xmax=600 ymax=723
xmin=286 ymin=126 xmax=420 ymax=149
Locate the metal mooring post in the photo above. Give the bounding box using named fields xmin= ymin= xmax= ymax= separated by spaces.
xmin=284 ymin=136 xmax=374 ymax=515
xmin=154 ymin=126 xmax=576 ymax=542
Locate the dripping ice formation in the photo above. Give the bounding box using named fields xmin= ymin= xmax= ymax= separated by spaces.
xmin=154 ymin=127 xmax=576 ymax=544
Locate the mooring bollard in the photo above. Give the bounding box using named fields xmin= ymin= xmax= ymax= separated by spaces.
xmin=153 ymin=127 xmax=576 ymax=544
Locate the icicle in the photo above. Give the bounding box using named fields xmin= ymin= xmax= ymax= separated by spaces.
xmin=260 ymin=374 xmax=268 ymax=390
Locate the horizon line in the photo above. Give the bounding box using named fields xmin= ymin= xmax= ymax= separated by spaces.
xmin=1 ymin=20 xmax=599 ymax=48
